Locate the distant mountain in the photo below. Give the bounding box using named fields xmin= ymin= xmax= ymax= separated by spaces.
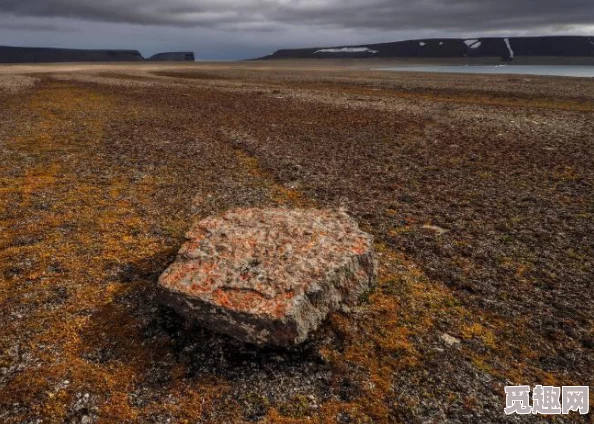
xmin=260 ymin=36 xmax=594 ymax=61
xmin=0 ymin=46 xmax=195 ymax=63
xmin=149 ymin=52 xmax=195 ymax=62
xmin=0 ymin=46 xmax=144 ymax=63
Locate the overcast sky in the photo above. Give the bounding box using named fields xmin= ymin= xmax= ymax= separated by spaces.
xmin=1 ymin=0 xmax=593 ymax=60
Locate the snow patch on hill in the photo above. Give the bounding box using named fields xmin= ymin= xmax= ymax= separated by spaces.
xmin=314 ymin=47 xmax=378 ymax=54
xmin=504 ymin=38 xmax=515 ymax=59
xmin=465 ymin=39 xmax=482 ymax=49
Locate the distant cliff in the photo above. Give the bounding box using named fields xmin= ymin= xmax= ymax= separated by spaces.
xmin=261 ymin=36 xmax=594 ymax=61
xmin=148 ymin=52 xmax=195 ymax=62
xmin=0 ymin=46 xmax=195 ymax=63
xmin=0 ymin=46 xmax=144 ymax=63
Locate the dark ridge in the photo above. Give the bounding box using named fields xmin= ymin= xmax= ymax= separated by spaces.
xmin=148 ymin=52 xmax=195 ymax=62
xmin=0 ymin=46 xmax=144 ymax=63
xmin=259 ymin=36 xmax=594 ymax=61
xmin=511 ymin=36 xmax=594 ymax=56
xmin=0 ymin=46 xmax=196 ymax=63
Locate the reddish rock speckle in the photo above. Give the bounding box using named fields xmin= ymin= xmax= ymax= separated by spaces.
xmin=158 ymin=208 xmax=376 ymax=346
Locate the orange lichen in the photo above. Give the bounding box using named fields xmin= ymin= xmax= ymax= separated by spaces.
xmin=2 ymin=71 xmax=590 ymax=423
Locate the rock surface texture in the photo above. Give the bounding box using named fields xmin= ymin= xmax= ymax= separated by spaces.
xmin=158 ymin=208 xmax=376 ymax=347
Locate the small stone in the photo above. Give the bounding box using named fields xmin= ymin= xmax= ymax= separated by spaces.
xmin=441 ymin=333 xmax=461 ymax=346
xmin=158 ymin=208 xmax=376 ymax=347
xmin=422 ymin=224 xmax=449 ymax=235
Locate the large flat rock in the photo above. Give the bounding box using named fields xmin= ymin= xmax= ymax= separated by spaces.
xmin=158 ymin=208 xmax=376 ymax=347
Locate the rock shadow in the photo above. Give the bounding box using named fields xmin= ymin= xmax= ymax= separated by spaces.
xmin=77 ymin=249 xmax=334 ymax=420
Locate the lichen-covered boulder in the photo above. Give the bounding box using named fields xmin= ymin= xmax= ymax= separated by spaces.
xmin=158 ymin=208 xmax=376 ymax=347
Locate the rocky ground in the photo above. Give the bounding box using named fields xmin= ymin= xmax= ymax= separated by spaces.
xmin=0 ymin=62 xmax=592 ymax=423
xmin=159 ymin=208 xmax=376 ymax=347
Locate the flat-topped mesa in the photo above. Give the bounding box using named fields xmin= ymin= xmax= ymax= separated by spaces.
xmin=0 ymin=46 xmax=196 ymax=63
xmin=158 ymin=208 xmax=376 ymax=347
xmin=0 ymin=46 xmax=144 ymax=63
xmin=148 ymin=52 xmax=195 ymax=62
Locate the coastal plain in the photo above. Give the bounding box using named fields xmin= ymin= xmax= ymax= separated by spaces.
xmin=1 ymin=61 xmax=592 ymax=423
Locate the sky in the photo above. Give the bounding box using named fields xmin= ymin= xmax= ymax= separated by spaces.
xmin=1 ymin=0 xmax=593 ymax=60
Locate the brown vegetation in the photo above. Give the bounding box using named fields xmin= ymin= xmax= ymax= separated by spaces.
xmin=0 ymin=63 xmax=592 ymax=423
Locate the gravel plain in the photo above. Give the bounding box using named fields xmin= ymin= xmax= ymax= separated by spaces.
xmin=0 ymin=61 xmax=592 ymax=423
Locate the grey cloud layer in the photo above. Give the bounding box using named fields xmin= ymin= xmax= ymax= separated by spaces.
xmin=2 ymin=0 xmax=594 ymax=31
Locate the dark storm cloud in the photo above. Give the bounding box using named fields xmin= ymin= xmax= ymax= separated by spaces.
xmin=0 ymin=21 xmax=79 ymax=32
xmin=1 ymin=0 xmax=594 ymax=32
xmin=2 ymin=0 xmax=592 ymax=60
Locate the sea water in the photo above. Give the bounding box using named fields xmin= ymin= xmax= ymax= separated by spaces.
xmin=379 ymin=65 xmax=594 ymax=78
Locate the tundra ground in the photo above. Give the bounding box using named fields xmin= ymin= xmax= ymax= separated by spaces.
xmin=0 ymin=62 xmax=592 ymax=423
